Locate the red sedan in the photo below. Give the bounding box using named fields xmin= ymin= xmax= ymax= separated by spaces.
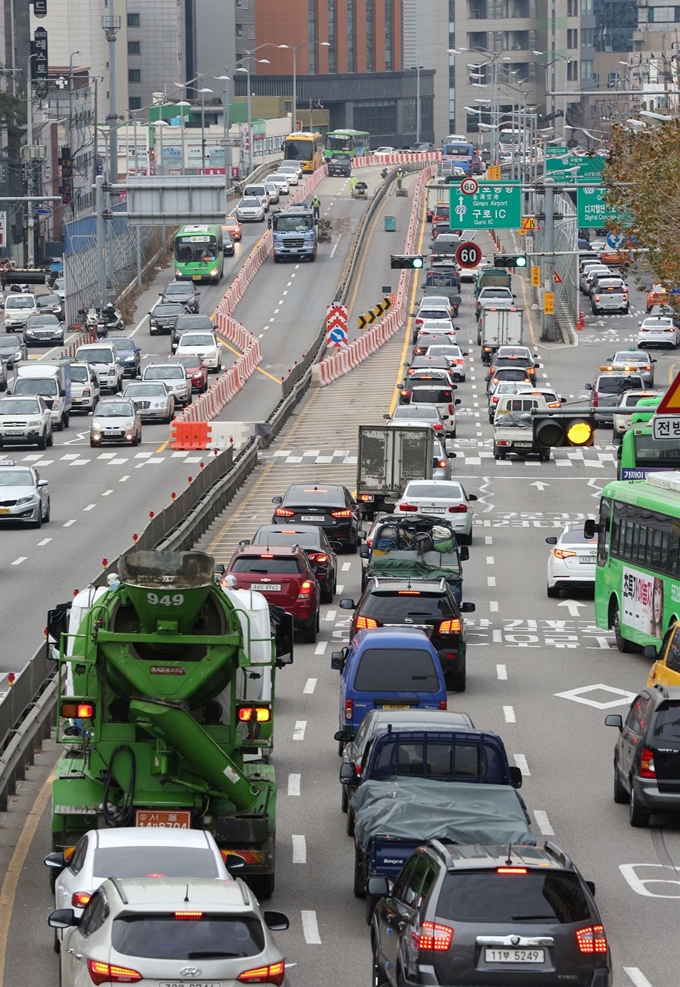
xmin=167 ymin=353 xmax=208 ymax=393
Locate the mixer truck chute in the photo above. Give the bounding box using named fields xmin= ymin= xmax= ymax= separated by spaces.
xmin=47 ymin=549 xmax=293 ymax=899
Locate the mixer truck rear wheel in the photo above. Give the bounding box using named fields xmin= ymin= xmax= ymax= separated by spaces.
xmin=301 ymin=614 xmax=318 ymax=644
xmin=250 ymin=873 xmax=275 ymax=899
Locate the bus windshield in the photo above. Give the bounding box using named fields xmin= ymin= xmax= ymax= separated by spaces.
xmin=327 ymin=135 xmax=350 ymax=151
xmin=284 ymin=139 xmax=314 ymax=161
xmin=174 ymin=236 xmax=217 ymax=263
xmin=633 ymin=434 xmax=680 ymax=467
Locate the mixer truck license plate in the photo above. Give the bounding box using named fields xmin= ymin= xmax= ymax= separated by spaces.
xmin=136 ymin=810 xmax=191 ymax=828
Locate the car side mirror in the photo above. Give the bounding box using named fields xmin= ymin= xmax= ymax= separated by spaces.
xmin=331 ymin=651 xmax=345 ymax=671
xmin=135 ymin=346 xmax=141 ymax=353
xmin=213 ymin=563 xmax=226 ymax=575
xmin=237 ymin=540 xmax=251 ymax=549
xmin=37 ymin=478 xmax=49 ymax=488
xmin=339 ymin=599 xmax=355 ymax=610
xmin=382 ymin=413 xmax=390 ymax=420
xmin=359 ymin=545 xmax=369 ymax=559
xmin=271 ymin=496 xmax=282 ymax=505
xmin=263 ymin=911 xmax=289 ymax=931
xmin=510 ymin=766 xmax=523 ymax=789
xmin=468 ymin=494 xmax=478 ymax=502
xmin=460 ymin=602 xmax=475 ymax=613
xmin=44 ymin=851 xmax=68 ymax=871
xmin=459 ymin=546 xmax=469 ymax=562
xmin=366 ymin=876 xmax=389 ymax=898
xmin=339 ymin=762 xmax=356 ymax=784
xmin=586 ymin=880 xmax=596 ymax=898
xmin=224 ymin=853 xmax=247 ymax=873
xmin=334 ymin=729 xmax=352 ymax=743
xmin=545 ymin=536 xmax=558 ymax=545
xmin=448 ymin=451 xmax=457 ymax=458
xmin=605 ymin=714 xmax=623 ymax=730
xmin=583 ymin=520 xmax=600 ymax=539
xmin=643 ymin=645 xmax=658 ymax=659
xmin=48 ymin=909 xmax=77 ymax=930
xmin=585 ymin=383 xmax=593 ymax=390
xmin=455 ymin=399 xmax=461 ymax=406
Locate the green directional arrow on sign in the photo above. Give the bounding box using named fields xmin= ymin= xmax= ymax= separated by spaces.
xmin=450 ymin=182 xmax=522 ymax=230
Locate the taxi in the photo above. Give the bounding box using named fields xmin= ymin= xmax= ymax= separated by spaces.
xmin=222 ymin=216 xmax=242 ymax=242
xmin=648 ymin=622 xmax=680 ymax=687
xmin=599 ymin=245 xmax=629 ymax=266
xmin=0 ymin=459 xmax=50 ymax=526
xmin=646 ymin=283 xmax=669 ymax=311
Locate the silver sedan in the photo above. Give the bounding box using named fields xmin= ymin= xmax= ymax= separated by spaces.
xmin=90 ymin=398 xmax=142 ymax=447
xmin=122 ymin=381 xmax=175 ymax=422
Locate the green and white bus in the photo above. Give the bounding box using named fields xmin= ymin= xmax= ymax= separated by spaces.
xmin=619 ymin=423 xmax=680 ymax=480
xmin=324 ymin=129 xmax=370 ymax=159
xmin=589 ymin=471 xmax=680 ymax=652
xmin=173 ymin=224 xmax=224 ymax=283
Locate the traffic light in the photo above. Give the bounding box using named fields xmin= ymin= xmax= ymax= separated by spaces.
xmin=533 ymin=412 xmax=596 ymax=448
xmin=494 ymin=254 xmax=528 ymax=269
xmin=390 ymin=255 xmax=424 ymax=269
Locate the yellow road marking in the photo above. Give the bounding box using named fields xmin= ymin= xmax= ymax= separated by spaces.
xmin=217 ymin=339 xmax=280 ymax=383
xmin=668 ymin=361 xmax=678 ymax=385
xmin=0 ymin=771 xmax=54 ymax=986
xmin=388 ymin=195 xmax=428 ymax=416
xmin=156 ymin=439 xmax=169 ymax=453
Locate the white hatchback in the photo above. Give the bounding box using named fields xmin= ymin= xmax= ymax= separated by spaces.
xmin=278 ymin=162 xmax=301 ymax=184
xmin=175 ymin=330 xmax=222 ymax=372
xmin=394 ymin=479 xmax=477 ymax=545
xmin=546 ymin=524 xmax=597 ymax=597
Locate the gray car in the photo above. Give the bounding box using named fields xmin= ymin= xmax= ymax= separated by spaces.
xmin=49 ymin=876 xmax=289 ymax=987
xmin=0 ymin=460 xmax=50 ymax=526
xmin=604 ymin=349 xmax=655 ymax=386
xmin=90 ymin=397 xmax=142 ymax=447
xmin=23 ymin=313 xmax=64 ymax=346
xmin=123 ymin=381 xmax=175 ymax=422
xmin=0 ymin=335 xmax=27 ymax=367
xmin=142 ymin=363 xmax=191 ymax=406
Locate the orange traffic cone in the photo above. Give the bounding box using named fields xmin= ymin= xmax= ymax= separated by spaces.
xmin=576 ymin=311 xmax=585 ymax=332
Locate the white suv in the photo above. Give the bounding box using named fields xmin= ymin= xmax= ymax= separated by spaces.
xmin=0 ymin=394 xmax=53 ymax=449
xmin=175 ymin=331 xmax=222 ymax=372
xmin=75 ymin=343 xmax=124 ymax=393
xmin=4 ymin=293 xmax=37 ymax=332
xmin=142 ymin=363 xmax=191 ymax=406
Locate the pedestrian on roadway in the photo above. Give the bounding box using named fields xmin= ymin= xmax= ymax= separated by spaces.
xmin=349 ymin=175 xmax=358 ymax=196
xmin=312 ymin=195 xmax=321 ymax=220
xmin=396 ymin=168 xmax=404 ymax=190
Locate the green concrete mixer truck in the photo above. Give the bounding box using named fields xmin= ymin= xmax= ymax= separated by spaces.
xmin=46 ymin=549 xmax=294 ymax=898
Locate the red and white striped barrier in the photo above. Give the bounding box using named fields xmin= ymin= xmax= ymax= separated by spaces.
xmin=354 ymin=152 xmax=440 ymax=169
xmin=314 ymin=164 xmax=437 ymax=388
xmin=61 ymin=327 xmax=98 ymax=357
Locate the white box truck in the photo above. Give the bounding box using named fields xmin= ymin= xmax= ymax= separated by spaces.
xmin=479 ymin=307 xmax=524 ymax=359
xmin=12 ymin=362 xmax=72 ymax=429
xmin=356 ymin=425 xmax=435 ymax=519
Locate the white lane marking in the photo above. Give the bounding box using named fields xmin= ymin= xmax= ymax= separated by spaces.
xmin=287 ymin=774 xmax=301 ymax=796
xmin=292 ymin=835 xmax=307 ymax=864
xmin=119 ymin=475 xmax=130 ymax=482
xmin=282 ymin=290 xmax=288 ymax=296
xmin=330 ymin=240 xmax=339 ymax=257
xmin=11 ymin=557 xmax=27 ymax=566
xmin=486 ymin=556 xmax=494 ymax=564
xmin=63 ymin=519 xmax=76 ymax=527
xmin=301 ymin=910 xmax=321 ymax=945
xmin=314 ymin=641 xmax=327 ymax=655
xmin=514 ymin=754 xmax=530 ymax=776
xmin=101 ymin=489 xmax=113 ymax=496
xmin=493 ymin=629 xmax=502 ymax=643
xmin=37 ymin=538 xmax=52 ymax=546
xmin=83 ymin=504 xmax=96 ymax=512
xmin=287 ymin=281 xmax=293 ymax=286
xmin=303 ymin=678 xmax=317 ymax=695
xmin=485 ymin=536 xmax=493 ymax=544
xmin=487 ymin=576 xmax=496 ymax=587
xmin=293 ymin=720 xmax=307 ymax=741
xmin=503 ymin=705 xmax=516 ymax=723
xmin=534 ymin=810 xmax=555 ymax=836
xmin=324 ymin=609 xmax=337 ymax=621
xmin=623 ymin=970 xmax=653 ymax=987
xmin=497 ymin=664 xmax=508 ymax=680
xmin=341 ymin=561 xmax=352 ymax=571
xmin=489 ymin=601 xmax=499 ymax=612
xmin=60 ymin=453 xmax=79 ymax=460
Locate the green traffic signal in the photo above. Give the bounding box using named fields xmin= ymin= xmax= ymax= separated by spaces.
xmin=390 ymin=255 xmax=424 ymax=269
xmin=493 ymin=254 xmax=528 ymax=269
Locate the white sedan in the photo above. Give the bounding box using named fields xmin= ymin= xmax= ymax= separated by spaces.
xmin=394 ymin=479 xmax=477 ymax=545
xmin=638 ymin=316 xmax=680 ymax=348
xmin=268 ymin=173 xmax=290 ymax=194
xmin=278 ymin=164 xmax=301 ymax=184
xmin=458 ymin=254 xmax=490 ymax=283
xmin=175 ymin=330 xmax=222 ymax=372
xmin=373 ymin=146 xmax=397 ymax=155
xmin=236 ymin=196 xmax=265 ymax=222
xmin=425 ymin=344 xmax=467 ymax=381
xmin=546 ymin=524 xmax=597 ymax=597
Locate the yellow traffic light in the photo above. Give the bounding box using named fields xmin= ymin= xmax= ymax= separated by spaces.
xmin=566 ymin=419 xmax=595 ymax=447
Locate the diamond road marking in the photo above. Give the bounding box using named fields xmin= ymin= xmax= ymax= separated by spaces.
xmin=134 ymin=451 xmax=153 ymax=459
xmin=97 ymin=453 xmax=117 ymax=460
xmin=171 ymin=451 xmax=189 ymax=458
xmin=554 ymin=683 xmax=637 ymax=709
xmin=60 ymin=453 xmax=80 ymax=460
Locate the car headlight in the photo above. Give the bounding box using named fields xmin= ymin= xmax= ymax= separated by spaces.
xmin=124 ymin=421 xmax=133 ymax=428
xmin=16 ymin=495 xmax=35 ymax=506
xmin=29 ymin=419 xmax=40 ymax=426
xmin=91 ymin=421 xmax=102 ymax=430
xmin=210 ymin=267 xmax=219 ymax=277
xmin=206 ymin=351 xmax=217 ymax=360
xmin=109 ymin=368 xmax=116 ymax=375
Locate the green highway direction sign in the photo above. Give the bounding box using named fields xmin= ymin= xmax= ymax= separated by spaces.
xmin=450 ymin=182 xmax=522 ymax=230
xmin=577 ymin=186 xmax=618 ymax=228
xmin=544 ymin=149 xmax=605 ymax=184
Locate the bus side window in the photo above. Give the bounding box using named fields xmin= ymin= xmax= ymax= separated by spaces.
xmin=597 ymin=498 xmax=611 ymax=567
xmin=663 ymin=626 xmax=680 ymax=673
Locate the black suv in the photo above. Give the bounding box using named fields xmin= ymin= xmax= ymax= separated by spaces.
xmin=370 ymin=841 xmax=611 ymax=987
xmin=148 ymin=302 xmax=184 ymax=336
xmin=606 ymin=683 xmax=680 ymax=826
xmin=160 ymin=280 xmax=200 ymax=313
xmin=328 ymin=154 xmax=352 ymax=177
xmin=340 ymin=578 xmax=474 ymax=691
xmin=171 ymin=313 xmax=215 ymax=350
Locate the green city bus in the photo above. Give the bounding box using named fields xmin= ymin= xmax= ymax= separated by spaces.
xmin=173 ymin=224 xmax=224 ymax=283
xmin=324 ymin=129 xmax=370 ymax=159
xmin=589 ymin=472 xmax=680 ymax=653
xmin=619 ymin=424 xmax=680 ymax=480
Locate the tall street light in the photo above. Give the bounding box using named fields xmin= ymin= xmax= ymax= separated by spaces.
xmin=276 ymin=41 xmax=330 ymax=133
xmin=173 ymin=100 xmax=191 ymax=173
xmin=467 ymin=52 xmax=512 ymax=162
xmin=234 ymin=59 xmax=270 ymax=175
xmin=533 ymin=50 xmax=570 ymax=134
xmin=197 ymin=87 xmax=213 ymax=174
xmin=215 ymin=74 xmax=231 ymax=180
xmin=101 ymin=15 xmax=121 ymax=180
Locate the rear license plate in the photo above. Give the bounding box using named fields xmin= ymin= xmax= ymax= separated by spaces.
xmin=485 ymin=949 xmax=545 ymax=963
xmin=301 ymin=515 xmax=322 ymax=521
xmin=136 ymin=810 xmax=191 ymax=828
xmin=0 ymin=508 xmax=10 ymax=515
xmin=3 ymin=429 xmax=23 ymax=435
xmin=421 ymin=507 xmax=445 ymax=513
xmin=382 ymin=704 xmax=410 ymax=710
xmin=160 ymin=982 xmax=221 ymax=987
xmin=579 ymin=556 xmax=595 ymax=564
xmin=514 ymin=442 xmax=532 ymax=447
xmin=251 ymin=583 xmax=281 ymax=591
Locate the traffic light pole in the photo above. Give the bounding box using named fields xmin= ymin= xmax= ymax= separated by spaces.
xmin=542 ymin=179 xmax=556 ymax=343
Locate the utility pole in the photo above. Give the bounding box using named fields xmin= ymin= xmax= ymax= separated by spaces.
xmin=102 ymin=16 xmax=121 ymax=182
xmin=542 ymin=179 xmax=556 ymax=342
xmin=95 ymin=175 xmax=107 ymax=307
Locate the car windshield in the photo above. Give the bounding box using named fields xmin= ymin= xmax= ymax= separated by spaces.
xmin=405 ymin=482 xmax=463 ymax=500
xmin=174 ymin=237 xmax=217 ymax=262
xmin=70 ymin=366 xmax=90 ymax=382
xmin=365 ymin=592 xmax=454 ymax=620
xmin=0 ymin=339 xmax=20 ymax=352
xmin=26 ymin=315 xmax=59 ymax=327
xmin=36 ymin=295 xmax=60 ymax=307
xmin=275 ymin=215 xmax=314 ymax=232
xmin=111 ymin=338 xmax=135 ymax=353
xmin=170 ymin=357 xmax=201 ymax=370
xmin=480 ymin=289 xmax=512 ymax=298
xmin=93 ymin=846 xmax=219 ymax=879
xmin=125 ymin=384 xmax=166 ymax=397
xmin=0 ymin=469 xmax=33 ymax=486
xmin=495 ymin=370 xmax=529 ymax=381
xmin=392 ymin=406 xmax=438 ymax=420
xmin=230 ymin=557 xmax=302 ymax=574
xmin=436 ymin=871 xmax=591 ymax=923
xmin=240 ymin=198 xmax=260 ymax=207
xmin=560 ymin=528 xmax=595 ymax=545
xmin=597 ymin=376 xmax=641 ymax=393
xmin=111 ymin=915 xmax=264 ymax=960
xmin=285 ymin=486 xmax=345 ymax=507
xmin=643 ymin=318 xmax=673 ymax=327
xmin=95 ymin=402 xmax=134 ymax=418
xmin=14 ymin=379 xmax=56 ymax=395
xmin=372 ymin=738 xmax=498 ymax=780
xmin=145 ymin=367 xmax=183 ymax=380
xmin=77 ymin=349 xmax=114 ymax=364
xmin=176 ymin=317 xmax=211 ymax=330
xmin=54 ymin=279 xmax=64 ymax=291
xmin=427 ymin=347 xmax=462 ymax=357
xmin=410 ymin=387 xmax=454 ymax=403
xmin=0 ymin=399 xmax=40 ymax=414
xmin=615 ymin=352 xmax=647 ymax=362
xmin=6 ymin=297 xmax=34 ymax=309
xmin=353 ymin=648 xmax=441 ymax=692
xmin=179 ymin=334 xmax=214 ymax=347
xmin=164 ymin=284 xmax=192 ymax=297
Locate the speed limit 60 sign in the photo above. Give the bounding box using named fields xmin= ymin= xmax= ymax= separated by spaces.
xmin=460 ymin=177 xmax=479 ymax=195
xmin=455 ymin=241 xmax=483 ymax=269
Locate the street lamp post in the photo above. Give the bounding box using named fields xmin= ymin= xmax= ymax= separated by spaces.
xmin=468 ymin=52 xmax=512 ymax=163
xmin=533 ymin=51 xmax=570 ymax=135
xmin=234 ymin=58 xmax=270 ymax=175
xmin=197 ymin=87 xmax=213 ymax=174
xmin=68 ymin=50 xmax=80 ymax=170
xmin=101 ymin=15 xmax=121 ymax=181
xmin=276 ymin=42 xmax=330 ymax=134
xmin=174 ymin=100 xmax=191 ymax=173
xmin=215 ymin=75 xmax=231 ymax=180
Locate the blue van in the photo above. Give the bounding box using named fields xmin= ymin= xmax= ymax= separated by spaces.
xmin=330 ymin=627 xmax=447 ymax=740
xmin=442 ymin=141 xmax=479 ymax=175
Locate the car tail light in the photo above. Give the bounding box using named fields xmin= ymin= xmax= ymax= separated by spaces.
xmin=594 ymin=295 xmax=601 ymax=302
xmin=238 ymin=962 xmax=285 ymax=986
xmin=331 ymin=509 xmax=353 ymax=518
xmin=274 ymin=508 xmax=295 ymax=517
xmin=448 ymin=504 xmax=467 ymax=513
xmin=547 ymin=401 xmax=561 ymax=408
xmin=298 ymin=580 xmax=314 ymax=599
xmin=344 ymin=698 xmax=354 ymax=721
xmin=492 ymin=395 xmax=499 ymax=404
xmin=496 ymin=439 xmax=510 ymax=447
xmin=439 ymin=618 xmax=462 ymax=633
xmin=438 ymin=460 xmax=448 ymax=469
xmin=591 ymin=391 xmax=598 ymax=408
xmin=237 ymin=705 xmax=271 ymax=723
xmin=640 ymin=747 xmax=656 ymax=778
xmin=432 ymin=422 xmax=444 ymax=432
xmin=439 ymin=699 xmax=448 ymax=710
xmin=576 ymin=925 xmax=608 ymax=954
xmin=71 ymin=891 xmax=92 ymax=908
xmin=87 ymin=960 xmax=142 ymax=985
xmin=314 ymin=554 xmax=328 ymax=564
xmin=358 ymin=493 xmax=374 ymax=503
xmin=356 ymin=616 xmax=378 ymax=630
xmin=401 ymin=389 xmax=412 ymax=398
xmin=174 ymin=911 xmax=204 ymax=919
xmin=452 ymin=358 xmax=464 ymax=365
xmin=412 ymin=921 xmax=454 ymax=951
xmin=527 ymin=367 xmax=536 ymax=375
xmin=554 ymin=548 xmax=577 ymax=559
xmin=399 ymin=503 xmax=419 ymax=512
xmin=496 ymin=867 xmax=528 ymax=874
xmin=61 ymin=702 xmax=95 ymax=719
xmin=623 ymin=294 xmax=628 ymax=300
xmin=448 ymin=404 xmax=455 ymax=414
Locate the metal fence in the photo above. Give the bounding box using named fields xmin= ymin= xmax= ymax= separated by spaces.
xmin=63 ymin=204 xmax=164 ymax=326
xmin=0 ymin=641 xmax=52 ymax=754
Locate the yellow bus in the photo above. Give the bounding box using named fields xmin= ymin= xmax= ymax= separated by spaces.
xmin=282 ymin=132 xmax=325 ymax=173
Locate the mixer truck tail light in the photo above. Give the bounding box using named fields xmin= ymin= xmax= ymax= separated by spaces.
xmin=237 ymin=704 xmax=271 ymax=723
xmin=222 ymin=849 xmax=265 ymax=866
xmin=61 ymin=701 xmax=95 ymax=719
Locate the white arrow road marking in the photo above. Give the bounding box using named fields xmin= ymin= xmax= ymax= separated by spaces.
xmin=557 ymin=599 xmax=588 ymax=617
xmin=530 ymin=481 xmax=550 ymax=491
